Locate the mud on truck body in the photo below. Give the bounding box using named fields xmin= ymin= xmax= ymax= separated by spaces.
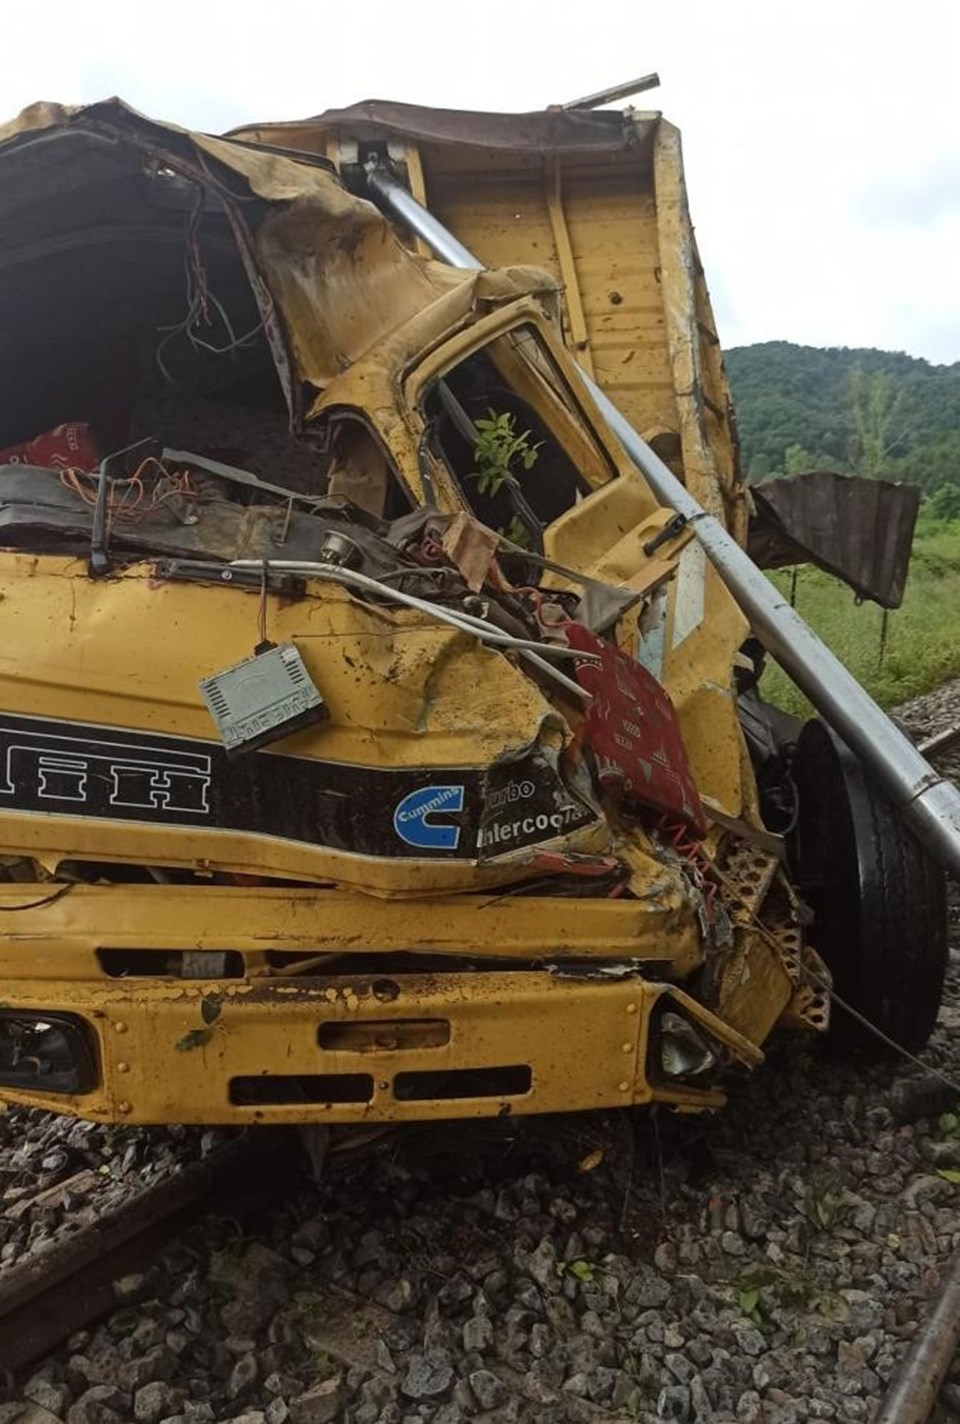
xmin=0 ymin=98 xmax=947 ymax=1126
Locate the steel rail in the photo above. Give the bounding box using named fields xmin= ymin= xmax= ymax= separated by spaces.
xmin=919 ymin=722 xmax=960 ymax=759
xmin=0 ymin=1131 xmax=302 ymax=1372
xmin=365 ymin=162 xmax=960 ymax=883
xmin=874 ymin=1247 xmax=960 ymax=1424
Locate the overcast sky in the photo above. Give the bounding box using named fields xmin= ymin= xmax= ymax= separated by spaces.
xmin=6 ymin=0 xmax=958 ymax=363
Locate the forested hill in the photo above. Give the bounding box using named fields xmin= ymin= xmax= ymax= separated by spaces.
xmin=725 ymin=341 xmax=960 ymax=491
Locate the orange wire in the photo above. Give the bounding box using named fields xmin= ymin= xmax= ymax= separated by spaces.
xmin=59 ymin=460 xmax=196 ymax=522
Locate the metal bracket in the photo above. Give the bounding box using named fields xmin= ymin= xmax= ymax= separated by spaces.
xmin=154 ymin=560 xmax=306 ymax=598
xmin=89 ymin=438 xmax=161 ymax=576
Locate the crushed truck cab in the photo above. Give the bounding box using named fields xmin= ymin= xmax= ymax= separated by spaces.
xmin=0 ymin=98 xmax=942 ymax=1125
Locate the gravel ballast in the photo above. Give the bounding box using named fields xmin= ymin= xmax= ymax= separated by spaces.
xmin=3 ymin=682 xmax=960 ymax=1423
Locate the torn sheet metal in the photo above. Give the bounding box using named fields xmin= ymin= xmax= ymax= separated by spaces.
xmin=440 ymin=511 xmax=499 ymax=592
xmin=748 ymin=471 xmax=920 ymax=610
xmin=0 ymin=100 xmax=555 ymax=422
xmin=231 ymin=99 xmax=658 ymax=156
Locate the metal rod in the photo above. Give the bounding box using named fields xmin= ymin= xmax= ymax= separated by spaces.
xmin=582 ymin=385 xmax=960 ymax=876
xmin=229 ymin=559 xmax=596 ymax=662
xmin=366 ymin=164 xmax=481 ymax=270
xmin=519 ymin=650 xmax=592 ymax=702
xmin=560 ymin=73 xmax=661 ymax=110
xmin=364 ymin=164 xmax=960 ymax=881
xmin=874 ymin=1248 xmax=960 ymax=1424
xmin=89 ymin=462 xmax=112 ymax=576
xmin=163 ymin=447 xmax=326 ymax=508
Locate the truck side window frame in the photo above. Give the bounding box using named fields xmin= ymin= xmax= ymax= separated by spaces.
xmin=315 ymin=407 xmax=414 ymax=520
xmin=413 ymin=322 xmax=618 ymax=548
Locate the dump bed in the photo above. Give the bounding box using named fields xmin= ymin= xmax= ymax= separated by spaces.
xmin=232 ymin=102 xmax=745 ymax=539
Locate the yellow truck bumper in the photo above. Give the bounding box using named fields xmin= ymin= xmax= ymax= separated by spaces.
xmin=0 ymin=972 xmax=764 ymax=1125
xmin=0 ymin=883 xmax=761 ymax=1123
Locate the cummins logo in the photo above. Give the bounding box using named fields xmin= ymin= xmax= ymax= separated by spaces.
xmin=393 ymin=784 xmax=465 ymax=851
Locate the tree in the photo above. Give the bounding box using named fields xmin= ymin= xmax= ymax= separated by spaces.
xmin=783 ymin=443 xmax=821 ymax=474
xmin=926 ymin=483 xmax=960 ymax=521
xmin=890 ymin=433 xmax=960 ymax=494
xmin=726 ymin=342 xmax=960 ymax=491
xmin=846 ymin=367 xmax=911 ymax=475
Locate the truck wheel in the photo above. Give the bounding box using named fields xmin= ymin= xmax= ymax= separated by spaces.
xmin=788 ymin=718 xmax=947 ymax=1057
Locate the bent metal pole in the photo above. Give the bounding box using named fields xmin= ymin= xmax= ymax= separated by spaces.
xmin=366 ymin=163 xmax=960 ymax=879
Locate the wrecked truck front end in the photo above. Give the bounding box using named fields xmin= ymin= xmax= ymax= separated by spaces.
xmin=0 ymin=101 xmax=824 ymax=1125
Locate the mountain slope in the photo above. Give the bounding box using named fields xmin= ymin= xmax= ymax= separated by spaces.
xmin=725 ymin=341 xmax=960 ymax=484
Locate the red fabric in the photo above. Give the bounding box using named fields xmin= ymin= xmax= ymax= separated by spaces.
xmin=565 ymin=624 xmax=707 ymax=835
xmin=0 ymin=422 xmax=100 ymax=473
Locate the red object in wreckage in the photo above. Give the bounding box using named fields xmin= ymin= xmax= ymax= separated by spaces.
xmin=565 ymin=623 xmax=708 ymax=836
xmin=0 ymin=422 xmax=100 ymax=473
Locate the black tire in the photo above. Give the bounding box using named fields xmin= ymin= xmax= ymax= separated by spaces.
xmin=788 ymin=719 xmax=947 ymax=1057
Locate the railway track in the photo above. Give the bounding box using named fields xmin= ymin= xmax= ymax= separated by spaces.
xmin=875 ymin=1246 xmax=960 ymax=1424
xmin=0 ymin=1120 xmax=414 ymax=1386
xmin=919 ymin=723 xmax=960 ymax=759
xmin=0 ymin=1129 xmax=305 ymax=1374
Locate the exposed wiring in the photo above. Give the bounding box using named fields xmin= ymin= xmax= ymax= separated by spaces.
xmin=659 ymin=816 xmax=718 ymax=924
xmin=155 ymin=187 xmax=264 ymax=385
xmin=808 ymin=966 xmax=960 ymax=1097
xmin=229 ymin=559 xmax=601 ymax=664
xmin=60 ymin=461 xmax=200 ymax=537
xmin=374 ymin=567 xmax=450 ymax=583
xmin=0 ymin=882 xmax=74 ymax=912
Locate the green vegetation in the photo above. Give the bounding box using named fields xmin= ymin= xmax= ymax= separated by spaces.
xmin=725 ymin=341 xmax=960 ymax=486
xmin=725 ymin=340 xmax=960 ymax=712
xmin=470 ymin=408 xmax=540 ymax=496
xmin=735 ymin=1260 xmax=827 ymax=1325
xmin=761 ymin=510 xmax=960 ymax=715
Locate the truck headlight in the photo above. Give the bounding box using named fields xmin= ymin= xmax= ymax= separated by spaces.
xmin=659 ymin=1010 xmax=717 ymax=1080
xmin=0 ymin=1013 xmax=97 ymax=1095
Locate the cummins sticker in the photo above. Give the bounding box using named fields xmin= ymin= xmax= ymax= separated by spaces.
xmin=477 ymin=800 xmax=589 ymax=851
xmin=0 ymin=713 xmax=597 ymax=861
xmin=477 ymin=764 xmax=596 ymax=858
xmin=393 ymin=785 xmax=465 ymax=850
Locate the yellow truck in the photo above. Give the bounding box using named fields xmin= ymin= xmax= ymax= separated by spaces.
xmin=0 ymin=92 xmax=949 ymax=1127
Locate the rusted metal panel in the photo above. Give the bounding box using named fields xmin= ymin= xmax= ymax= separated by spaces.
xmin=234 ymin=104 xmax=743 ymax=542
xmin=0 ymin=99 xmax=493 ymax=414
xmin=233 ymin=100 xmax=657 ymax=155
xmin=748 ymin=471 xmax=920 ymax=609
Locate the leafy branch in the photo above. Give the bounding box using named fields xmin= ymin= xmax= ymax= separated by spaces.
xmin=470 ymin=409 xmax=541 ymax=497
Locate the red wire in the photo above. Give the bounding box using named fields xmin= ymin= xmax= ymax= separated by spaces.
xmin=658 ymin=814 xmax=718 ymax=923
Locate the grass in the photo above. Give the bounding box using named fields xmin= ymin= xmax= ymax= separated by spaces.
xmin=760 ymin=515 xmax=960 ymax=717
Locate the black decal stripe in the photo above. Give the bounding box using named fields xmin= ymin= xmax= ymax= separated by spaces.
xmin=0 ymin=715 xmax=595 ymax=860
